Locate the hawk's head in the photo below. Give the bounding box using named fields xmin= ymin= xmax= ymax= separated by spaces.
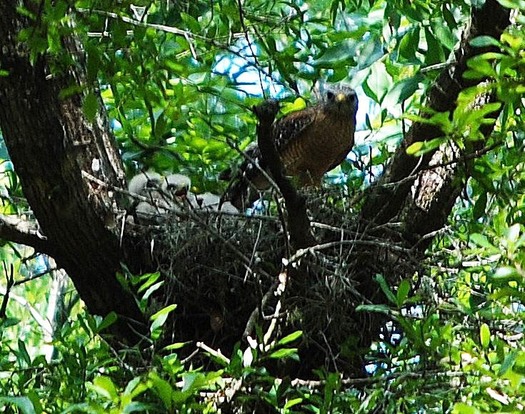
xmin=323 ymin=86 xmax=358 ymax=118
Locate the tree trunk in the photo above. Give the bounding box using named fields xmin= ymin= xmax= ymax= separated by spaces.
xmin=0 ymin=2 xmax=147 ymax=343
xmin=350 ymin=0 xmax=510 ymax=358
xmin=362 ymin=0 xmax=510 ymax=239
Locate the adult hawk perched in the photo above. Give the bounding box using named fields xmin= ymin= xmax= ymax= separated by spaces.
xmin=224 ymin=85 xmax=358 ymax=209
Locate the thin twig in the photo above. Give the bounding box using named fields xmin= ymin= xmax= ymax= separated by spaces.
xmin=196 ymin=341 xmax=231 ymax=365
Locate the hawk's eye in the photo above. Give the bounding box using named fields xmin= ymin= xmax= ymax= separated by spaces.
xmin=326 ymin=91 xmax=335 ymax=101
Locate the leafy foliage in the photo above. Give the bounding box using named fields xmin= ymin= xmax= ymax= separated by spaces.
xmin=2 ymin=0 xmax=525 ymax=412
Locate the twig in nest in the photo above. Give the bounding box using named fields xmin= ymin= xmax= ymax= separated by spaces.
xmin=242 ymin=279 xmax=279 ymax=339
xmin=262 ymin=271 xmax=288 ymax=349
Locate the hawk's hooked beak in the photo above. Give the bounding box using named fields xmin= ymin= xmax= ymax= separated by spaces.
xmin=335 ymin=93 xmax=346 ymax=103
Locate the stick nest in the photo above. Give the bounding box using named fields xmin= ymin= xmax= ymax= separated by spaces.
xmin=129 ymin=186 xmax=418 ymax=373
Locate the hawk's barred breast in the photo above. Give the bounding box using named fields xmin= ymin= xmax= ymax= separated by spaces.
xmin=224 ymin=85 xmax=358 ymax=208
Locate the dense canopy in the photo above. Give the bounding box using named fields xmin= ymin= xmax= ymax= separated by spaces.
xmin=1 ymin=0 xmax=525 ymax=412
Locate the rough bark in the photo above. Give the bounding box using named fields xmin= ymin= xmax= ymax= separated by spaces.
xmin=0 ymin=2 xmax=147 ymax=342
xmin=349 ymin=0 xmax=511 ymax=361
xmin=362 ymin=0 xmax=510 ymax=243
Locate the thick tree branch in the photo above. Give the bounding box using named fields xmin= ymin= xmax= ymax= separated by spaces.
xmin=254 ymin=100 xmax=315 ymax=249
xmin=0 ymin=214 xmax=55 ymax=256
xmin=343 ymin=1 xmax=512 ymax=363
xmin=362 ymin=0 xmax=511 ymax=236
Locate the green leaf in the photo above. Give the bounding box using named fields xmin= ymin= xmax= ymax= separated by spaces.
xmin=163 ymin=342 xmax=188 ymax=351
xmin=86 ymin=45 xmax=101 ymax=84
xmin=498 ymin=350 xmax=518 ymax=376
xmin=465 ymin=55 xmax=497 ymax=79
xmin=148 ymin=372 xmax=173 ymax=410
xmin=424 ymin=27 xmax=444 ymax=65
xmin=281 ymin=98 xmax=306 ymax=116
xmin=83 ymin=92 xmax=98 ymax=123
xmin=470 ymin=36 xmax=502 ymax=48
xmin=497 ymin=0 xmax=525 ymax=10
xmin=92 ymin=376 xmax=118 ymax=400
xmin=0 ymin=397 xmax=36 ymax=414
xmin=383 ymin=74 xmax=423 ymax=108
xmin=276 ymin=330 xmax=302 ymax=346
xmin=180 ymin=12 xmax=201 ymax=33
xmin=269 ymin=348 xmax=299 ymax=360
xmin=150 ymin=304 xmax=177 ymax=336
xmin=406 ymin=141 xmax=424 ymax=155
xmin=96 ymin=312 xmax=118 ymax=333
xmin=142 ymin=281 xmax=165 ymax=302
xmin=406 ymin=137 xmax=446 ymax=156
xmin=58 ymin=84 xmax=83 ymax=100
xmin=480 ymin=323 xmax=490 ymax=349
xmin=374 ymin=274 xmax=397 ymax=304
xmin=284 ymin=398 xmax=303 ymax=409
xmin=452 ymin=402 xmax=481 ymax=414
xmin=396 ymin=280 xmax=411 ymax=307
xmin=469 ymin=233 xmax=496 ymax=250
xmin=472 ymin=192 xmax=487 ymax=220
xmin=25 ymin=391 xmax=42 ymax=414
xmin=492 ymin=266 xmax=521 ymax=282
xmin=17 ymin=339 xmax=31 ymax=365
xmin=313 ymin=40 xmax=357 ymax=68
xmin=365 ymin=62 xmax=391 ymax=104
xmin=399 ymin=26 xmax=421 ymax=63
xmin=137 ymin=272 xmax=162 ymax=293
xmin=1 ymin=317 xmax=20 ymax=328
xmin=123 ymin=377 xmax=146 ymax=398
xmin=355 ymin=304 xmax=391 ymax=314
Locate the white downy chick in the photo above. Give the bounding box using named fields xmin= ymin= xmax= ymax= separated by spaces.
xmin=161 ymin=173 xmax=193 ymax=213
xmin=190 ymin=192 xmax=238 ymax=214
xmin=128 ymin=171 xmax=167 ymax=220
xmin=128 ymin=171 xmax=162 ymax=195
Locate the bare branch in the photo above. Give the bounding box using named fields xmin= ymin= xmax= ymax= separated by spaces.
xmin=0 ymin=214 xmax=53 ymax=255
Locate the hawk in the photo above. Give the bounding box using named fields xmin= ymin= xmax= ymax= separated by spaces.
xmin=224 ymin=85 xmax=358 ymax=209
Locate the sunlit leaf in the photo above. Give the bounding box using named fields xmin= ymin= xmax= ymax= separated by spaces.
xmin=469 ymin=233 xmax=496 ymax=250
xmin=396 ymin=280 xmax=411 ymax=307
xmin=452 ymin=403 xmax=481 ymax=414
xmin=480 ymin=323 xmax=490 ymax=349
xmin=150 ymin=304 xmax=177 ymax=337
xmin=276 ymin=330 xmax=302 ymax=346
xmin=92 ymin=376 xmax=118 ymax=400
xmin=269 ymin=348 xmax=299 ymax=360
